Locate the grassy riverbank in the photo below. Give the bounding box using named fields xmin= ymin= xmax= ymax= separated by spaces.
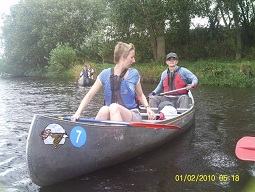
xmin=70 ymin=60 xmax=255 ymax=88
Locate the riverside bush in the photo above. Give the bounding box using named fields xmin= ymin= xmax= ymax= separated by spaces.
xmin=188 ymin=61 xmax=255 ymax=87
xmin=46 ymin=43 xmax=77 ymax=79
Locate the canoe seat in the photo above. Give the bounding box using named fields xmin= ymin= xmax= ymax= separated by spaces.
xmin=140 ymin=112 xmax=179 ymax=121
xmin=139 ymin=106 xmax=189 ymax=114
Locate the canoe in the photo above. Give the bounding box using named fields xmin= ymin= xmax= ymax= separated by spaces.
xmin=77 ymin=75 xmax=95 ymax=86
xmin=26 ymin=91 xmax=195 ymax=186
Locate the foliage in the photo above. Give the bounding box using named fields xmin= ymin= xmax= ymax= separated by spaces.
xmin=107 ymin=0 xmax=167 ymax=62
xmin=70 ymin=61 xmax=255 ymax=88
xmin=1 ymin=0 xmax=105 ymax=75
xmin=133 ymin=63 xmax=165 ymax=83
xmin=79 ymin=26 xmax=115 ymax=63
xmin=187 ymin=60 xmax=255 ymax=87
xmin=24 ymin=64 xmax=46 ymax=77
xmin=2 ymin=0 xmax=255 ymax=88
xmin=141 ymin=60 xmax=255 ymax=87
xmin=46 ymin=43 xmax=77 ymax=78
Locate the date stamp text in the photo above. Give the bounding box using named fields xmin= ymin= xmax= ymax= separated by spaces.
xmin=175 ymin=174 xmax=240 ymax=182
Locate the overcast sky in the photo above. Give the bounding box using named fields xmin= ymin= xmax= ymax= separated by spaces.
xmin=0 ymin=0 xmax=19 ymax=56
xmin=0 ymin=0 xmax=19 ymax=20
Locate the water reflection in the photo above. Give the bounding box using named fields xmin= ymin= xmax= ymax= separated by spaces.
xmin=0 ymin=77 xmax=255 ymax=192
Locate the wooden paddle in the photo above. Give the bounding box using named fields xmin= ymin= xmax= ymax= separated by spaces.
xmin=235 ymin=136 xmax=255 ymax=161
xmin=59 ymin=117 xmax=182 ymax=129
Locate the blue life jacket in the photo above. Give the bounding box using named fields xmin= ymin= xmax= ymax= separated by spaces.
xmin=104 ymin=68 xmax=138 ymax=109
xmin=82 ymin=70 xmax=89 ymax=78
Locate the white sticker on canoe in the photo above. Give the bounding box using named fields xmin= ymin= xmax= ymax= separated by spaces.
xmin=70 ymin=126 xmax=87 ymax=147
xmin=40 ymin=124 xmax=68 ymax=148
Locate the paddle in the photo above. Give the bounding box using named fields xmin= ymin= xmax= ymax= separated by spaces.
xmin=59 ymin=117 xmax=182 ymax=129
xmin=159 ymin=87 xmax=188 ymax=96
xmin=235 ymin=136 xmax=255 ymax=161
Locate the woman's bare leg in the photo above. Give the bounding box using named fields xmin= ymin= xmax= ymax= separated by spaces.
xmin=109 ymin=103 xmax=132 ymax=122
xmin=95 ymin=106 xmax=110 ymax=120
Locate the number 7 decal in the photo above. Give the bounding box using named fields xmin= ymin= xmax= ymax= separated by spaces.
xmin=70 ymin=126 xmax=87 ymax=147
xmin=75 ymin=130 xmax=82 ymax=143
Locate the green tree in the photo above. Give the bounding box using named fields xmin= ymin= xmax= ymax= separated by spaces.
xmin=107 ymin=0 xmax=199 ymax=62
xmin=46 ymin=43 xmax=76 ymax=78
xmin=1 ymin=1 xmax=46 ymax=75
xmin=1 ymin=0 xmax=106 ymax=75
xmin=198 ymin=0 xmax=255 ymax=59
xmin=107 ymin=0 xmax=167 ymax=62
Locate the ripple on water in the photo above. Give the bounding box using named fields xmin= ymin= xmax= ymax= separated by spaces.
xmin=204 ymin=152 xmax=238 ymax=168
xmin=1 ymin=78 xmax=255 ymax=192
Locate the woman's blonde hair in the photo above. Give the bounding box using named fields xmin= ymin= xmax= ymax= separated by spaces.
xmin=114 ymin=42 xmax=135 ymax=63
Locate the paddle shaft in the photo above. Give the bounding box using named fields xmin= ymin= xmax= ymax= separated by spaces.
xmin=159 ymin=87 xmax=188 ymax=96
xmin=62 ymin=117 xmax=129 ymax=125
xmin=60 ymin=117 xmax=182 ymax=129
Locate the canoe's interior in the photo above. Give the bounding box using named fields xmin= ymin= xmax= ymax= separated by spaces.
xmin=140 ymin=95 xmax=193 ymax=122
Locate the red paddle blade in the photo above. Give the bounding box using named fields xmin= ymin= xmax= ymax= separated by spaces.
xmin=130 ymin=122 xmax=182 ymax=129
xmin=235 ymin=136 xmax=255 ymax=161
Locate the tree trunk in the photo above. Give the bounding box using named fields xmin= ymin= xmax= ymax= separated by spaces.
xmin=232 ymin=0 xmax=242 ymax=59
xmin=150 ymin=36 xmax=157 ymax=61
xmin=149 ymin=21 xmax=165 ymax=63
xmin=156 ymin=36 xmax=165 ymax=62
xmin=235 ymin=30 xmax=242 ymax=60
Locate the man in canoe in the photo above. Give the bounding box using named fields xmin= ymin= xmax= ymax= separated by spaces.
xmin=79 ymin=64 xmax=90 ymax=85
xmin=149 ymin=52 xmax=198 ymax=109
xmin=80 ymin=64 xmax=88 ymax=77
xmin=71 ymin=42 xmax=155 ymax=122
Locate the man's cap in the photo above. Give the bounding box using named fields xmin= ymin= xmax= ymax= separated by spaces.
xmin=166 ymin=52 xmax=178 ymax=60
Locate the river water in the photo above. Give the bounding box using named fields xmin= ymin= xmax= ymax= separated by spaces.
xmin=0 ymin=76 xmax=255 ymax=192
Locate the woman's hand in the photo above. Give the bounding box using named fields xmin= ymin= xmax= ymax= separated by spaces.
xmin=146 ymin=107 xmax=156 ymax=120
xmin=71 ymin=113 xmax=80 ymax=122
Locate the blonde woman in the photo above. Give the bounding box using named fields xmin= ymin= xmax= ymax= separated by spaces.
xmin=72 ymin=42 xmax=155 ymax=122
